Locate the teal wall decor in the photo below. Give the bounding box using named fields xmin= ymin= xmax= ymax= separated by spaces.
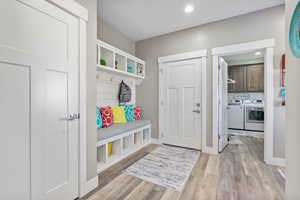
xmin=289 ymin=1 xmax=300 ymax=58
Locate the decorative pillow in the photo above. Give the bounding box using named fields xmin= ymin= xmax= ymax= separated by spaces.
xmin=100 ymin=106 xmax=113 ymax=128
xmin=123 ymin=105 xmax=135 ymax=121
xmin=111 ymin=106 xmax=127 ymax=123
xmin=134 ymin=106 xmax=141 ymax=120
xmin=96 ymin=107 xmax=102 ymax=129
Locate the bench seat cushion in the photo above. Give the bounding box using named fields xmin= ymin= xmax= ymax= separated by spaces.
xmin=97 ymin=120 xmax=151 ymax=141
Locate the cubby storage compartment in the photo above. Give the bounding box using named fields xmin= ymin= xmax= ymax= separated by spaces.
xmin=143 ymin=128 xmax=151 ymax=143
xmin=100 ymin=47 xmax=114 ymax=68
xmin=134 ymin=131 xmax=143 ymax=146
xmin=123 ymin=134 xmax=134 ymax=154
xmin=115 ymin=53 xmax=126 ymax=71
xmin=97 ymin=144 xmax=107 ymax=164
xmin=136 ymin=63 xmax=145 ymax=77
xmin=127 ymin=58 xmax=136 ymax=74
xmin=107 ymin=139 xmax=122 ymax=160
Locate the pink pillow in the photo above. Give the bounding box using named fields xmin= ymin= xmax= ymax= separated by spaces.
xmin=134 ymin=106 xmax=141 ymax=120
xmin=100 ymin=106 xmax=113 ymax=128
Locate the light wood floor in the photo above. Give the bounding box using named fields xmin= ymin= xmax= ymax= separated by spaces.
xmin=83 ymin=136 xmax=285 ymax=200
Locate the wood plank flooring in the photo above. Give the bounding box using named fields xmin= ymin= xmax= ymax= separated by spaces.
xmin=83 ymin=136 xmax=285 ymax=200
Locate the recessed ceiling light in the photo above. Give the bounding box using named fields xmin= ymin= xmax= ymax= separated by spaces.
xmin=185 ymin=5 xmax=194 ymax=14
xmin=254 ymin=51 xmax=262 ymax=56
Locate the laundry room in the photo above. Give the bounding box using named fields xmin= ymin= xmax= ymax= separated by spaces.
xmin=226 ymin=51 xmax=265 ymax=138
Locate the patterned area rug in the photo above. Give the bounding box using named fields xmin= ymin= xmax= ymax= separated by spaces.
xmin=125 ymin=145 xmax=200 ymax=192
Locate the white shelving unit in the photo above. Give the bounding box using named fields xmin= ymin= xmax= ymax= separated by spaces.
xmin=97 ymin=40 xmax=146 ymax=80
xmin=96 ymin=40 xmax=150 ymax=173
xmin=97 ymin=125 xmax=152 ymax=173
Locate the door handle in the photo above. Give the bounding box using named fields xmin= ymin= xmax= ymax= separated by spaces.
xmin=63 ymin=114 xmax=80 ymax=121
xmin=192 ymin=110 xmax=201 ymax=113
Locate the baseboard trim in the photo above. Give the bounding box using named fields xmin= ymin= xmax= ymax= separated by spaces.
xmin=81 ymin=176 xmax=98 ymax=197
xmin=151 ymin=138 xmax=163 ymax=145
xmin=268 ymin=157 xmax=286 ymax=167
xmin=203 ymin=147 xmax=218 ymax=155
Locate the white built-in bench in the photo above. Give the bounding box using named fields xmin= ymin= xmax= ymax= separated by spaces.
xmin=96 ymin=120 xmax=151 ymax=173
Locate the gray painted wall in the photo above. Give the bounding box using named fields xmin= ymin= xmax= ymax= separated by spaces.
xmin=75 ymin=0 xmax=98 ymax=181
xmin=135 ymin=6 xmax=285 ymax=158
xmin=286 ymin=0 xmax=300 ymax=198
xmin=98 ymin=18 xmax=135 ymax=55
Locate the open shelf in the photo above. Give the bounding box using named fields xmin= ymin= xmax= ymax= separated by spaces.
xmin=134 ymin=131 xmax=143 ymax=147
xmin=137 ymin=63 xmax=145 ymax=78
xmin=115 ymin=53 xmax=126 ymax=71
xmin=127 ymin=58 xmax=136 ymax=74
xmin=123 ymin=134 xmax=134 ymax=154
xmin=96 ymin=40 xmax=145 ymax=80
xmin=107 ymin=139 xmax=122 ymax=159
xmin=143 ymin=128 xmax=151 ymax=143
xmin=97 ymin=144 xmax=107 ymax=165
xmin=97 ymin=64 xmax=144 ymax=79
xmin=99 ymin=47 xmax=114 ymax=68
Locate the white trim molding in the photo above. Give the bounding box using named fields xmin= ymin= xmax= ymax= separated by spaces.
xmin=211 ymin=39 xmax=275 ymax=56
xmin=158 ymin=49 xmax=208 ymax=64
xmin=151 ymin=138 xmax=163 ymax=145
xmin=269 ymin=157 xmax=286 ymax=167
xmin=203 ymin=147 xmax=218 ymax=155
xmin=264 ymin=47 xmax=274 ymax=165
xmin=82 ymin=176 xmax=98 ymax=196
xmin=47 ymin=0 xmax=88 ymax=21
xmin=78 ymin=17 xmax=100 ymax=197
xmin=211 ymin=39 xmax=282 ymax=166
xmin=78 ymin=18 xmax=90 ymax=198
xmin=158 ymin=50 xmax=208 ymax=151
xmin=212 ymin=55 xmax=220 ymax=154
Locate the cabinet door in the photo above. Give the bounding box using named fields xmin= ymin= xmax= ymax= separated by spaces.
xmin=228 ymin=66 xmax=246 ymax=92
xmin=246 ymin=64 xmax=264 ymax=92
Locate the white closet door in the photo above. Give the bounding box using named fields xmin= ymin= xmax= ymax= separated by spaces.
xmin=218 ymin=58 xmax=229 ymax=152
xmin=163 ymin=59 xmax=202 ymax=150
xmin=0 ymin=1 xmax=79 ymax=199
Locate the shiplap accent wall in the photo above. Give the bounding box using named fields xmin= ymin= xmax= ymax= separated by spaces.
xmin=96 ymin=71 xmax=136 ymax=107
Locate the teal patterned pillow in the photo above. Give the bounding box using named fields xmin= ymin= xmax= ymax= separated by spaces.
xmin=96 ymin=107 xmax=102 ymax=129
xmin=123 ymin=105 xmax=135 ymax=121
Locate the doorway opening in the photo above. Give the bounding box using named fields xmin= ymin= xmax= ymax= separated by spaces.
xmin=218 ymin=51 xmax=265 ymax=154
xmin=212 ymin=39 xmax=275 ymax=165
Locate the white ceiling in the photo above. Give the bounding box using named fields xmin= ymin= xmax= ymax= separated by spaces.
xmin=98 ymin=0 xmax=284 ymax=41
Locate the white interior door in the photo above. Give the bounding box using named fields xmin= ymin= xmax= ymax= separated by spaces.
xmin=218 ymin=58 xmax=229 ymax=152
xmin=0 ymin=1 xmax=79 ymax=199
xmin=163 ymin=59 xmax=202 ymax=150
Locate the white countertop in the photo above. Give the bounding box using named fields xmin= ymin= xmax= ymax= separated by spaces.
xmin=243 ymin=103 xmax=264 ymax=108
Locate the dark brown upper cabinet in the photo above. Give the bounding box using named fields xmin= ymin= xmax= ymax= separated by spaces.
xmin=246 ymin=64 xmax=264 ymax=92
xmin=228 ymin=64 xmax=264 ymax=93
xmin=228 ymin=66 xmax=246 ymax=92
